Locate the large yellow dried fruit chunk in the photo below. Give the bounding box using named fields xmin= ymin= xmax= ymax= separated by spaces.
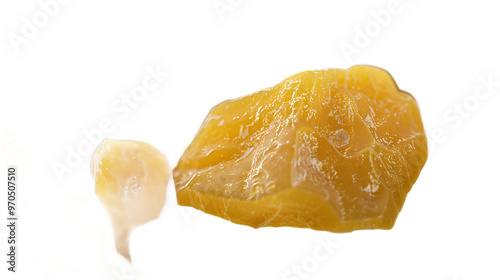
xmin=174 ymin=65 xmax=427 ymax=232
xmin=91 ymin=139 xmax=170 ymax=260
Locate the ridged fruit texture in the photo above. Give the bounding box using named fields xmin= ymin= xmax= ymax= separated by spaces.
xmin=174 ymin=65 xmax=427 ymax=232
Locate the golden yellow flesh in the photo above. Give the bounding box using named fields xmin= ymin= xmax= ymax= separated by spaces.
xmin=91 ymin=139 xmax=170 ymax=260
xmin=174 ymin=65 xmax=427 ymax=232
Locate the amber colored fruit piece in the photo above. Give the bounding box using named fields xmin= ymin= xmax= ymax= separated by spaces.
xmin=91 ymin=139 xmax=170 ymax=260
xmin=173 ymin=65 xmax=427 ymax=232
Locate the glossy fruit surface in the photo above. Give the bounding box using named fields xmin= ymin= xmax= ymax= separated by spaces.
xmin=174 ymin=65 xmax=427 ymax=232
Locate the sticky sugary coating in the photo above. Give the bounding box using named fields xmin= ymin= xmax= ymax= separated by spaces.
xmin=174 ymin=65 xmax=427 ymax=232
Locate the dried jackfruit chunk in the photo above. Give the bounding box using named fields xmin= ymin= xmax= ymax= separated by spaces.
xmin=91 ymin=139 xmax=170 ymax=260
xmin=173 ymin=65 xmax=427 ymax=232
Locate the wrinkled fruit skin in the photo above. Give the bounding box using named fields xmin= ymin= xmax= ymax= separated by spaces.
xmin=91 ymin=139 xmax=170 ymax=260
xmin=174 ymin=65 xmax=427 ymax=232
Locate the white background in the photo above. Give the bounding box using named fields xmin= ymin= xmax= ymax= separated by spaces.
xmin=1 ymin=1 xmax=500 ymax=279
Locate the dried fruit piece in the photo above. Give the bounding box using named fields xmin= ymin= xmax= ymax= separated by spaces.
xmin=173 ymin=65 xmax=427 ymax=232
xmin=91 ymin=139 xmax=170 ymax=260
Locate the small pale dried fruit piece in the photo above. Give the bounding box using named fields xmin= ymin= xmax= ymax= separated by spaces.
xmin=91 ymin=139 xmax=170 ymax=260
xmin=173 ymin=65 xmax=427 ymax=232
